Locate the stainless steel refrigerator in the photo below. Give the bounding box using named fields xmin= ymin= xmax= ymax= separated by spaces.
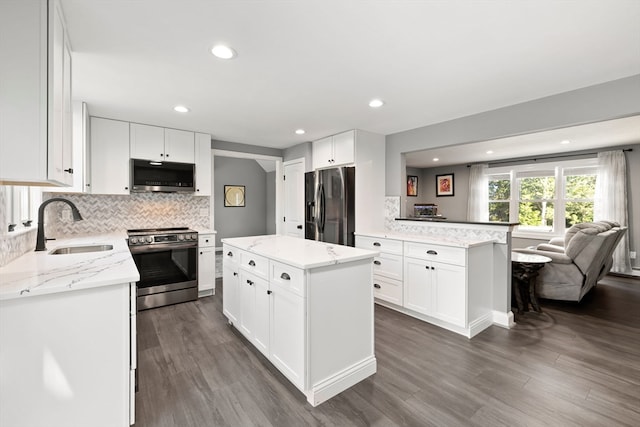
xmin=305 ymin=166 xmax=355 ymax=246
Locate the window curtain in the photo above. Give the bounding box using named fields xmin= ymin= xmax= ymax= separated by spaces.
xmin=594 ymin=150 xmax=632 ymax=273
xmin=467 ymin=163 xmax=488 ymax=222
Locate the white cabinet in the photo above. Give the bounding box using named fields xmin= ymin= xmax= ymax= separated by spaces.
xmin=198 ymin=233 xmax=216 ymax=295
xmin=356 ymin=236 xmax=404 ymax=305
xmin=90 ymin=117 xmax=130 ymax=195
xmin=130 ymin=123 xmax=194 ymax=163
xmin=222 ymin=237 xmax=376 ymax=406
xmin=0 ymin=0 xmax=73 ymax=186
xmin=0 ymin=282 xmax=134 ymax=427
xmin=357 ymin=233 xmax=494 ymax=338
xmin=195 ymin=133 xmax=212 ymax=196
xmin=312 ymin=130 xmax=355 ymax=169
xmin=222 ymin=245 xmax=240 ymax=324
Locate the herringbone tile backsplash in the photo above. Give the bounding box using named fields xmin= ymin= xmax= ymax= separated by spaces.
xmin=42 ymin=192 xmax=210 ymax=237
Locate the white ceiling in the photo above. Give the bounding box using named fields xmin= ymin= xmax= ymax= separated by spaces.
xmin=60 ymin=0 xmax=640 ymax=150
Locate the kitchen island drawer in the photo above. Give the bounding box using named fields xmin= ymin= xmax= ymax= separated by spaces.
xmin=270 ymin=261 xmax=305 ymax=297
xmin=373 ymin=253 xmax=403 ymax=281
xmin=240 ymin=251 xmax=269 ymax=278
xmin=223 ymin=244 xmax=240 ymax=266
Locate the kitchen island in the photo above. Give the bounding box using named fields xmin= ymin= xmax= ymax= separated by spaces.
xmin=221 ymin=235 xmax=378 ymax=406
xmin=0 ymin=233 xmax=138 ymax=427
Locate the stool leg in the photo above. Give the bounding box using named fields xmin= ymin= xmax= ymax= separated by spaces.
xmin=529 ymin=277 xmax=541 ymax=312
xmin=514 ymin=278 xmax=525 ymax=314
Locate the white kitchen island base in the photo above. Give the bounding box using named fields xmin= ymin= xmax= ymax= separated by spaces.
xmin=222 ymin=235 xmax=378 ymax=406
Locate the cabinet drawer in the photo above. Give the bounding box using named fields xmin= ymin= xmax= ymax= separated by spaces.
xmin=222 ymin=244 xmax=239 ymax=266
xmin=240 ymin=251 xmax=269 ymax=279
xmin=373 ymin=253 xmax=403 ymax=281
xmin=270 ymin=261 xmax=305 ymax=297
xmin=404 ymin=242 xmax=466 ymax=266
xmin=373 ymin=276 xmax=403 ymax=306
xmin=199 ymin=234 xmax=215 ymax=248
xmin=356 ymin=236 xmax=403 ymax=255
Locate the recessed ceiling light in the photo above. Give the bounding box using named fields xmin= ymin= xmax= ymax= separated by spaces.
xmin=486 ymin=150 xmax=494 ymax=154
xmin=433 ymin=158 xmax=439 ymax=162
xmin=295 ymin=129 xmax=305 ymax=135
xmin=211 ymin=44 xmax=237 ymax=59
xmin=173 ymin=105 xmax=190 ymax=113
xmin=561 ymin=140 xmax=571 ymax=144
xmin=369 ymin=99 xmax=384 ymax=108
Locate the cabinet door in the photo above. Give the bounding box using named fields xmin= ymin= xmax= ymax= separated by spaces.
xmin=270 ymin=283 xmax=305 ymax=389
xmin=331 ymin=130 xmax=355 ymax=166
xmin=198 ymin=247 xmax=216 ymax=293
xmin=222 ymin=264 xmax=240 ymax=324
xmin=238 ymin=271 xmax=256 ymax=340
xmin=164 ymin=128 xmax=194 ymax=163
xmin=432 ymin=262 xmax=466 ymax=327
xmin=195 ymin=133 xmax=211 ymax=196
xmin=90 ymin=117 xmax=130 ymax=194
xmin=130 ymin=123 xmax=164 ymax=161
xmin=253 ymin=277 xmax=270 ymax=357
xmin=312 ymin=136 xmax=333 ymax=169
xmin=403 ymin=257 xmax=433 ymax=315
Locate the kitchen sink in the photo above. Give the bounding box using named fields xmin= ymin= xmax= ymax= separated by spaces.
xmin=49 ymin=244 xmax=114 ymax=255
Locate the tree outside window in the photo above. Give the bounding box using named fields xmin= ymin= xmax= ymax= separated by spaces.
xmin=488 ymin=174 xmax=510 ymax=222
xmin=518 ymin=175 xmax=555 ymax=231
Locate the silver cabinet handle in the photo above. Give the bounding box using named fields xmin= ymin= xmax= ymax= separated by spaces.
xmin=248 ymin=260 xmax=256 ymax=266
xmin=374 ymin=283 xmax=381 ymax=289
xmin=427 ymin=250 xmax=438 ymax=255
xmin=373 ymin=260 xmax=381 ymax=265
xmin=373 ymin=242 xmax=381 ymax=247
xmin=280 ymin=272 xmax=291 ymax=280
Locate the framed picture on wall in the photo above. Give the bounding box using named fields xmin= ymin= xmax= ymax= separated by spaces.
xmin=224 ymin=185 xmax=245 ymax=207
xmin=436 ymin=174 xmax=454 ymax=197
xmin=407 ymin=175 xmax=418 ymax=197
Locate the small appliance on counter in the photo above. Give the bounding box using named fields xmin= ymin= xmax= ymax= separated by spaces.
xmin=413 ymin=203 xmax=445 ymax=219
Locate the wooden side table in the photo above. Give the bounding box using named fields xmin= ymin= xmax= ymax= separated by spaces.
xmin=511 ymin=252 xmax=552 ymax=313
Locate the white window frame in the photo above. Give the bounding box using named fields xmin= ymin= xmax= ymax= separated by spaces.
xmin=487 ymin=158 xmax=598 ymax=238
xmin=3 ymin=186 xmax=42 ymax=234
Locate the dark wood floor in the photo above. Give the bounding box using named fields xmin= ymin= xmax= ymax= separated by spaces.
xmin=135 ymin=276 xmax=640 ymax=427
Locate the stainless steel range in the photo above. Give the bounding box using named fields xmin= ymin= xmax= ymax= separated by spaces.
xmin=127 ymin=227 xmax=198 ymax=310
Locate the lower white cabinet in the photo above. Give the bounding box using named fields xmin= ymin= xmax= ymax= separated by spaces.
xmin=222 ymin=238 xmax=376 ymax=406
xmin=198 ymin=233 xmax=216 ymax=295
xmin=0 ymin=282 xmax=135 ymax=427
xmin=357 ymin=233 xmax=494 ymax=338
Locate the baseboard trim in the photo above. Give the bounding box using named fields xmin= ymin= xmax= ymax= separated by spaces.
xmin=307 ymin=356 xmax=377 ymax=407
xmin=492 ymin=310 xmax=515 ymax=329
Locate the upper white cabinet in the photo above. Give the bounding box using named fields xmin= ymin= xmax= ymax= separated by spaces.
xmin=195 ymin=133 xmax=212 ymax=196
xmin=312 ymin=130 xmax=354 ymax=169
xmin=90 ymin=117 xmax=130 ymax=195
xmin=0 ymin=0 xmax=73 ymax=186
xmin=130 ymin=123 xmax=194 ymax=163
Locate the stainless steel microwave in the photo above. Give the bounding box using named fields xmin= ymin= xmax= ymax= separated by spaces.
xmin=130 ymin=159 xmax=195 ymax=193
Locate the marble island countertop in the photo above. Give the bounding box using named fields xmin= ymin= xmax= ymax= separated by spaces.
xmin=0 ymin=233 xmax=139 ymax=301
xmin=221 ymin=235 xmax=379 ymax=269
xmin=355 ymin=230 xmax=496 ymax=248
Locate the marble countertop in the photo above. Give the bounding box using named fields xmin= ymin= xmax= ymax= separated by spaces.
xmin=355 ymin=230 xmax=495 ymax=248
xmin=221 ymin=235 xmax=379 ymax=269
xmin=0 ymin=233 xmax=139 ymax=301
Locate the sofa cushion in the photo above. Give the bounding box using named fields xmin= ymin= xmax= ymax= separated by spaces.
xmin=564 ymin=222 xmax=610 ymax=247
xmin=564 ymin=227 xmax=600 ymax=260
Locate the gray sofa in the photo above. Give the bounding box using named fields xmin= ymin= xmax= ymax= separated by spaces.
xmin=513 ymin=221 xmax=627 ymax=302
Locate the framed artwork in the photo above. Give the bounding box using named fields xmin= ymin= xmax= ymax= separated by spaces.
xmin=436 ymin=174 xmax=454 ymax=197
xmin=407 ymin=175 xmax=418 ymax=197
xmin=224 ymin=185 xmax=245 ymax=207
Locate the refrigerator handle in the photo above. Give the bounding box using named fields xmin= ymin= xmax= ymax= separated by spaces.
xmin=318 ymin=184 xmax=325 ymax=233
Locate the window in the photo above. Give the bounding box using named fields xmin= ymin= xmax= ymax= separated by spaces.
xmin=3 ymin=186 xmax=42 ymax=232
xmin=486 ymin=159 xmax=597 ymax=236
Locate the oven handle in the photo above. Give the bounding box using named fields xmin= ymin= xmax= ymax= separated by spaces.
xmin=129 ymin=242 xmax=197 ymax=254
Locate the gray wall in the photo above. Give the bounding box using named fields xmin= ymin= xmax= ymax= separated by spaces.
xmin=266 ymin=171 xmax=276 ymax=234
xmin=212 ymin=139 xmax=283 ymax=158
xmin=386 ymin=75 xmax=640 ymax=200
xmin=214 ymin=156 xmax=270 ymax=247
xmin=284 ymin=142 xmax=313 ymax=172
xmin=415 ymin=164 xmax=470 ymax=221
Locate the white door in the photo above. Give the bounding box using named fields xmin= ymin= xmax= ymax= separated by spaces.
xmin=270 ymin=283 xmax=305 ymax=388
xmin=403 ymin=257 xmax=433 ymax=315
xmin=283 ymin=159 xmax=305 ymax=238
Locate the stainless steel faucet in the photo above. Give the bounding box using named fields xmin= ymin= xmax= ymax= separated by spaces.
xmin=35 ymin=198 xmax=84 ymax=251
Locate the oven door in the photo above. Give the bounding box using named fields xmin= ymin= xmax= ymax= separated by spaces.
xmin=130 ymin=242 xmax=198 ymax=310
